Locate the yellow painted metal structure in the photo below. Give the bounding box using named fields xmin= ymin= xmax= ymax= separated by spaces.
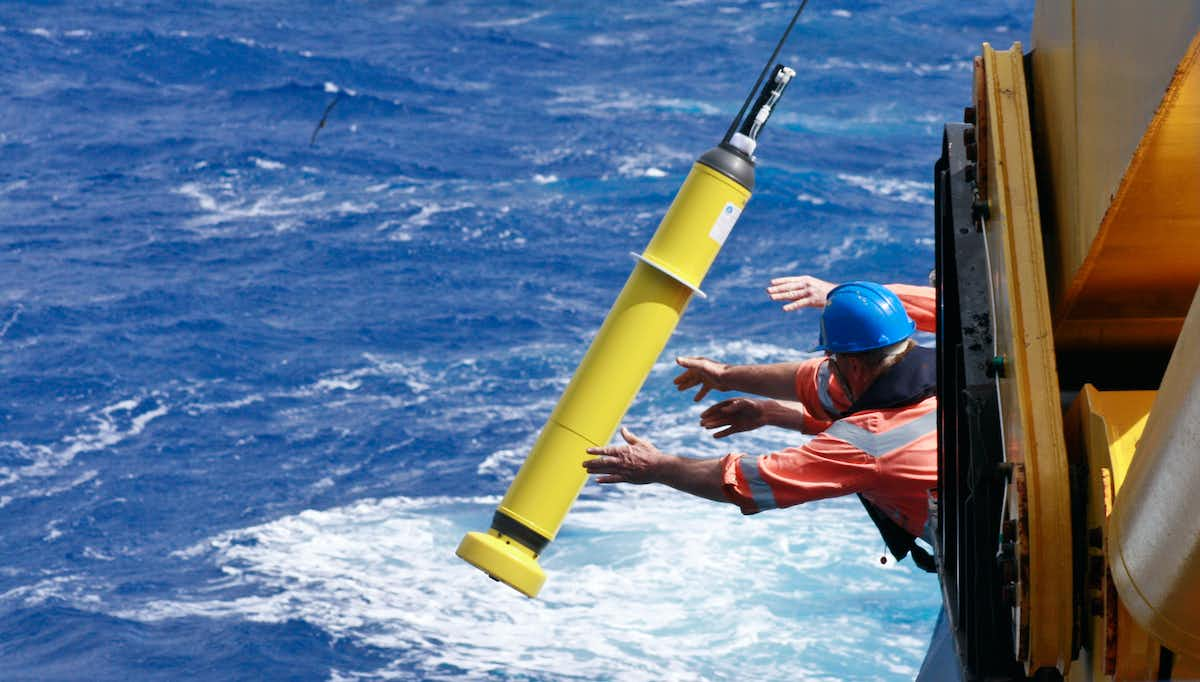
xmin=1064 ymin=386 xmax=1164 ymax=681
xmin=1109 ymin=288 xmax=1200 ymax=661
xmin=457 ymin=155 xmax=752 ymax=598
xmin=1030 ymin=1 xmax=1200 ymax=351
xmin=975 ymin=42 xmax=1074 ymax=675
xmin=1019 ymin=4 xmax=1200 ymax=677
xmin=964 ymin=4 xmax=1200 ymax=679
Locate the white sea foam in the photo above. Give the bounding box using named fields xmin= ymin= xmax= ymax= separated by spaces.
xmin=814 ymin=224 xmax=892 ymax=269
xmin=583 ymin=33 xmax=625 ymax=47
xmin=43 ymin=520 xmax=64 ymax=542
xmin=251 ymin=157 xmax=285 ymax=170
xmin=615 ymin=149 xmax=690 ymax=179
xmin=0 ymin=396 xmax=166 ymax=505
xmin=808 ymin=56 xmax=969 ymax=77
xmin=402 ymin=200 xmax=475 ymax=229
xmin=0 ymin=396 xmax=168 ymax=492
xmin=664 ymin=337 xmax=808 ymax=367
xmin=0 ymin=344 xmax=939 ymax=679
xmin=114 ymin=491 xmax=937 ymax=680
xmin=1 ymin=179 xmax=29 ymax=194
xmin=174 ymin=182 xmax=327 ymax=233
xmin=476 ymin=446 xmax=532 ymax=477
xmin=334 ymin=200 xmax=374 ymax=214
xmin=311 ymin=378 xmax=361 ymax=393
xmin=837 ymin=174 xmax=934 ymax=206
xmin=469 ymin=11 xmax=549 ymax=28
xmin=549 ymin=85 xmax=721 ymax=118
xmin=0 ymin=303 xmax=23 ymax=338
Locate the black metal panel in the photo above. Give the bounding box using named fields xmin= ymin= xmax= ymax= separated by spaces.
xmin=935 ymin=123 xmax=1026 ymax=681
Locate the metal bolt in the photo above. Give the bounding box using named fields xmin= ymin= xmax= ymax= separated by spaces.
xmin=985 ymin=355 xmax=1006 ymax=378
xmin=966 ymin=142 xmax=978 ymax=162
xmin=964 ymin=127 xmax=976 ymax=145
xmin=964 ymin=107 xmax=977 ymax=124
xmin=964 ymin=164 xmax=976 ymax=184
xmin=997 ymin=461 xmax=1014 ymax=481
xmin=972 ymin=198 xmax=990 ymax=222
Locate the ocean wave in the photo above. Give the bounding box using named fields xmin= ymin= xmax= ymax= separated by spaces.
xmin=807 ymin=56 xmax=971 ymax=77
xmin=836 ymin=174 xmax=935 ymax=206
xmin=0 ymin=303 xmax=23 ymax=339
xmin=0 ymin=395 xmax=167 ymax=505
xmin=173 ymin=181 xmax=327 ymax=234
xmin=114 ymin=492 xmax=937 ymax=680
xmin=813 ymin=224 xmax=893 ymax=269
xmin=467 ymin=11 xmax=551 ymax=28
xmin=548 ymin=84 xmax=722 ymax=118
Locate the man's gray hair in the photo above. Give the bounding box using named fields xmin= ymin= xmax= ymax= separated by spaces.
xmin=836 ymin=338 xmax=913 ymax=370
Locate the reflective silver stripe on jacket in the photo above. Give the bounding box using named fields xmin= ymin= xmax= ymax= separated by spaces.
xmin=822 ymin=409 xmax=937 ymax=457
xmin=739 ymin=455 xmax=778 ymax=511
xmin=816 ymin=359 xmax=840 ymax=419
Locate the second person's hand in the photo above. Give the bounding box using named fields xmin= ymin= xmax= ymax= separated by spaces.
xmin=700 ymin=397 xmax=768 ymax=439
xmin=673 ymin=356 xmax=729 ymax=402
xmin=767 ymin=275 xmax=836 ymax=312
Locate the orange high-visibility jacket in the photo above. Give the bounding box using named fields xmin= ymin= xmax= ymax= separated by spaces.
xmin=720 ymin=284 xmax=937 ymax=539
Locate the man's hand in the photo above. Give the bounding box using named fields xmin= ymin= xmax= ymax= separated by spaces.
xmin=584 ymin=427 xmax=668 ymax=484
xmin=673 ymin=356 xmax=729 ymax=402
xmin=767 ymin=275 xmax=836 ymax=312
xmin=700 ymin=398 xmax=768 ymax=439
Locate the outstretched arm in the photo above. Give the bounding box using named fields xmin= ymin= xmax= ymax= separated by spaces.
xmin=674 ymin=356 xmax=802 ymax=402
xmin=584 ymin=427 xmax=729 ymax=504
xmin=886 ymin=283 xmax=936 ymax=333
xmin=699 ymin=397 xmax=827 ymax=438
xmin=767 ymin=274 xmax=937 ymax=333
xmin=766 ymin=275 xmax=836 ymax=311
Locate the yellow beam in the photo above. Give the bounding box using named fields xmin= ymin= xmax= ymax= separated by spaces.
xmin=978 ymin=42 xmax=1074 ymax=676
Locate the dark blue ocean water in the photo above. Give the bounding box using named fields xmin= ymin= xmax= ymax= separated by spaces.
xmin=1 ymin=2 xmax=1031 ymax=679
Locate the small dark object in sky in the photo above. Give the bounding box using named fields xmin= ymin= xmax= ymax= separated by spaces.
xmin=310 ymin=93 xmax=341 ymax=147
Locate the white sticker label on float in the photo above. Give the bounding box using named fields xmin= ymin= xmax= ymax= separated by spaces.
xmin=708 ymin=202 xmax=741 ymax=246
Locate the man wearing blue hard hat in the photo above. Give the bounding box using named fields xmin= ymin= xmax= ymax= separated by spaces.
xmin=585 ymin=276 xmax=938 ymax=568
xmin=586 ymin=274 xmax=956 ymax=680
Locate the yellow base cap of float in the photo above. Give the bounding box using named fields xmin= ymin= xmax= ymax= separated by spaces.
xmin=455 ymin=531 xmax=546 ymax=598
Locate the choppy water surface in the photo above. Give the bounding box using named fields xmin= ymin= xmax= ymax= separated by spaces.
xmin=1 ymin=1 xmax=1030 ymax=679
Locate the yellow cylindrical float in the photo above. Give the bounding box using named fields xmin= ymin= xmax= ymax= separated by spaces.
xmin=456 ymin=143 xmax=754 ymax=597
xmin=1108 ymin=286 xmax=1200 ymax=659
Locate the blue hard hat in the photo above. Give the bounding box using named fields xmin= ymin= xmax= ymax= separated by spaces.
xmin=816 ymin=281 xmax=916 ymax=353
